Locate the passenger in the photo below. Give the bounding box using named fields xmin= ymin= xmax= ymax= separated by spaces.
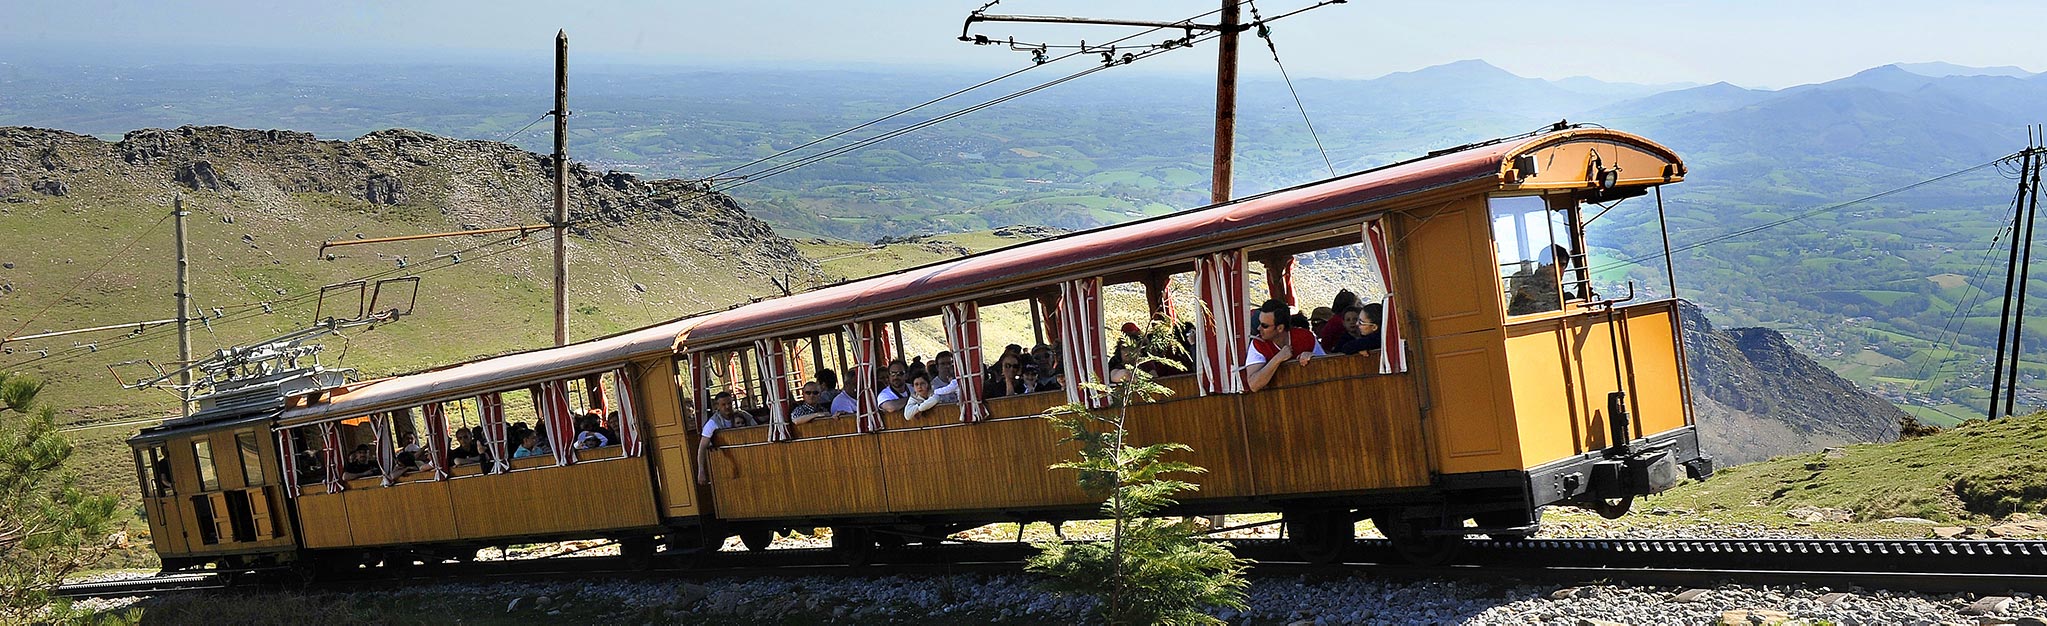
xmin=1508 ymin=244 xmax=1568 ymax=315
xmin=1246 ymin=298 xmax=1320 ymax=392
xmin=574 ymin=415 xmax=612 ymax=449
xmin=1319 ymin=289 xmax=1359 ymax=352
xmin=1328 ymin=304 xmax=1382 ymax=355
xmin=901 ymin=372 xmax=941 ymax=421
xmin=1021 ymin=362 xmax=1061 ymax=393
xmin=513 ymin=430 xmax=549 ymax=459
xmin=1031 ymin=343 xmax=1059 ymax=382
xmin=829 ymin=367 xmax=860 ymax=419
xmin=696 ymin=390 xmax=749 ymax=484
xmin=876 ymin=360 xmax=913 ymax=413
xmin=395 ymin=432 xmax=422 ymax=472
xmin=1310 ymin=306 xmax=1334 ymax=331
xmin=930 ymin=351 xmax=960 ymax=403
xmin=152 ymin=457 xmax=175 ymax=495
xmin=451 ymin=428 xmax=484 ymax=466
xmin=984 ymin=353 xmax=1028 ymax=398
xmin=1107 ymin=340 xmax=1142 ymax=383
xmin=791 ymin=381 xmax=832 ymax=424
xmin=702 ymin=389 xmax=756 ymax=430
xmin=295 ymin=449 xmax=323 ymax=486
xmin=341 ymin=444 xmax=381 ymax=480
xmin=587 ymin=409 xmax=620 ymax=444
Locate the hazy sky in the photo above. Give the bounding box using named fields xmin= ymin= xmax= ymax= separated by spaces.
xmin=9 ymin=0 xmax=2046 ymax=88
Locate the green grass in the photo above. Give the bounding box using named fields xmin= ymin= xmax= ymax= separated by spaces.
xmin=1639 ymin=412 xmax=2047 ymax=527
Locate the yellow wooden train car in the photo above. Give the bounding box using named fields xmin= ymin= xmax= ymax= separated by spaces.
xmin=132 ymin=126 xmax=1708 ymax=572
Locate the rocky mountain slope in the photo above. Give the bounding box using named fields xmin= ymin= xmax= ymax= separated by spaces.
xmin=0 ymin=125 xmax=822 ymax=501
xmin=1680 ymin=301 xmax=1905 ymax=465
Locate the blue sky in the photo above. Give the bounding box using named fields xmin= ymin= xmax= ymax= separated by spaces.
xmin=10 ymin=0 xmax=2045 ymax=88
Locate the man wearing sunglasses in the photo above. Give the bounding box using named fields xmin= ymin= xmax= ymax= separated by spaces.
xmin=1245 ymin=298 xmax=1321 ymax=392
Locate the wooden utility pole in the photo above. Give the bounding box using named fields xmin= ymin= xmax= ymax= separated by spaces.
xmin=1211 ymin=0 xmax=1240 ymax=205
xmin=173 ymin=196 xmax=192 ymax=419
xmin=553 ymin=30 xmax=570 ymax=346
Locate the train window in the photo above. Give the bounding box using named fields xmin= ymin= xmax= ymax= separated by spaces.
xmin=675 ymin=355 xmax=698 ymax=430
xmin=236 ymin=431 xmax=264 ymax=486
xmin=702 ymin=346 xmax=765 ymax=418
xmin=146 ymin=445 xmax=174 ymax=496
xmin=1492 ymin=195 xmax=1581 ymax=316
xmin=193 ymin=439 xmax=220 ymax=492
xmin=977 ymin=298 xmax=1038 ymax=364
xmin=290 ymin=427 xmax=325 ymax=486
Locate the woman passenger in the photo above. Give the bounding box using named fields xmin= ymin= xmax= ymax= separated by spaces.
xmin=902 ymin=372 xmax=941 ymax=421
xmin=985 ymin=353 xmax=1027 ymax=398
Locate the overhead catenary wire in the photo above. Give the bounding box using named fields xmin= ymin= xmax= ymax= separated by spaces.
xmin=1247 ymin=0 xmax=1335 ymax=177
xmin=4 ymin=209 xmax=177 ymax=346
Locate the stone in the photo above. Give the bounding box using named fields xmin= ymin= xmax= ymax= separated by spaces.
xmin=1936 ymin=526 xmax=1969 ymax=539
xmin=1963 ymin=597 xmax=2014 ymax=616
xmin=1816 ymin=592 xmax=1852 ymax=605
xmin=1551 ymin=587 xmax=1583 ymax=600
xmin=1987 ymin=525 xmax=2024 ymax=538
xmin=2010 ymin=513 xmax=2033 ymax=522
xmin=632 ymin=282 xmax=647 ymax=293
xmin=1672 ymin=588 xmax=1712 ymax=603
xmin=1288 ymin=620 xmax=1316 ymax=626
xmin=2014 ymin=617 xmax=2047 ymax=626
xmin=1879 ymin=517 xmax=1939 ymax=525
xmin=676 ymin=582 xmax=711 ymax=606
xmin=2 ymin=262 xmax=11 ymax=269
xmin=1823 ymin=447 xmax=1846 ymax=459
xmin=365 ymin=173 xmax=406 ymax=205
xmin=506 ymin=597 xmax=525 ymax=612
xmin=175 ymin=160 xmax=235 ymax=191
xmin=31 ymin=178 xmax=68 ymax=196
xmin=1577 ymin=619 xmax=1628 ymax=626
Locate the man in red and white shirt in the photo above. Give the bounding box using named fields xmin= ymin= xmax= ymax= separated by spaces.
xmin=1245 ymin=298 xmax=1322 ymax=392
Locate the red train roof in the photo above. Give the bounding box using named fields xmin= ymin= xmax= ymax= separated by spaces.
xmin=683 ymin=132 xmax=1527 ymax=346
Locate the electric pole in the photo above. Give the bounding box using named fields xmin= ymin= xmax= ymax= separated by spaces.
xmin=173 ymin=196 xmax=193 ymax=419
xmin=1211 ymin=0 xmax=1239 ymax=205
xmin=553 ymin=29 xmax=570 ymax=346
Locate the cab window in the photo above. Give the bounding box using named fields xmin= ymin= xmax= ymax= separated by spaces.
xmin=236 ymin=431 xmax=264 ymax=486
xmin=193 ymin=439 xmax=220 ymax=492
xmin=1491 ymin=195 xmax=1585 ymax=316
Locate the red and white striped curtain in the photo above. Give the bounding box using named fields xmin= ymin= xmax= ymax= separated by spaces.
xmin=478 ymin=392 xmax=512 ymax=473
xmin=1364 ymin=219 xmax=1408 ymax=374
xmin=755 ymin=338 xmax=793 ymax=442
xmin=538 ymin=381 xmax=578 ymax=466
xmin=373 ymin=413 xmax=397 ymax=487
xmin=319 ymin=422 xmax=347 ymax=494
xmin=942 ymin=301 xmax=988 ymax=423
xmin=1057 ymin=277 xmax=1111 ymax=409
xmin=276 ymin=429 xmax=300 ymax=498
xmin=1195 ymin=250 xmax=1250 ymax=395
xmin=423 ymin=402 xmax=451 ymax=481
xmin=1268 ymin=255 xmax=1297 ymax=305
xmin=613 ymin=367 xmax=643 ymax=456
xmin=687 ymin=352 xmax=710 ymax=431
xmin=844 ymin=322 xmax=884 ymax=432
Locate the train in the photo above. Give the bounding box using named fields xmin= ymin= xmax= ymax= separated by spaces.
xmin=127 ymin=125 xmax=1711 ymax=574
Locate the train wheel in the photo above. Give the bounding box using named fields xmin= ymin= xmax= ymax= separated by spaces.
xmin=1592 ymin=496 xmax=1633 ymax=519
xmin=831 ymin=527 xmax=876 ymax=566
xmin=1285 ymin=510 xmax=1352 ymax=564
xmin=1373 ymin=515 xmax=1463 ymax=566
xmin=739 ymin=529 xmax=775 ymax=552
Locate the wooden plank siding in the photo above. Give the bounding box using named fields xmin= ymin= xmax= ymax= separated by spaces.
xmin=702 ymin=352 xmax=1429 ymax=520
xmin=294 ymin=457 xmax=660 ymax=549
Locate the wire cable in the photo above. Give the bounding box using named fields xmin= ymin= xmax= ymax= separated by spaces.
xmin=4 ymin=209 xmax=176 ymax=344
xmin=1248 ymin=0 xmax=1335 ymax=177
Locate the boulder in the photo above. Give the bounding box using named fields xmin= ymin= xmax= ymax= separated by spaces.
xmin=175 ymin=160 xmax=236 ymax=191
xmin=31 ymin=178 xmax=68 ymax=197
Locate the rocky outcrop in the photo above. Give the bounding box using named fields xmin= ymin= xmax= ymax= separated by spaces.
xmin=1681 ymin=300 xmax=1906 ymax=465
xmin=175 ymin=160 xmax=235 ymax=191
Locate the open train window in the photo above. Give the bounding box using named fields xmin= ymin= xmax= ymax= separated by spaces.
xmin=193 ymin=439 xmax=220 ymax=492
xmin=236 ymin=431 xmax=264 ymax=487
xmin=701 ymin=346 xmax=765 ymax=419
xmin=144 ymin=445 xmax=173 ymax=496
xmin=1491 ymin=195 xmax=1588 ymax=316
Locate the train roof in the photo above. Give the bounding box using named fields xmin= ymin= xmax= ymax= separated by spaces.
xmin=278 ymin=316 xmax=702 ymax=426
xmin=680 ymin=127 xmax=1682 ymax=347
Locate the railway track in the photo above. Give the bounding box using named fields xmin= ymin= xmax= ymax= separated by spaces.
xmin=55 ymin=537 xmax=2047 ymax=600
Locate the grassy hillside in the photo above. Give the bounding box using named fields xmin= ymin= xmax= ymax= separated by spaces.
xmin=1578 ymin=412 xmax=2047 ymax=538
xmin=1 ymin=126 xmax=821 ymax=566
